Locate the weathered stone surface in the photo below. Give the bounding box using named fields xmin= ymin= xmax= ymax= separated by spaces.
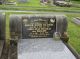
xmin=72 ymin=18 xmax=80 ymax=26
xmin=10 ymin=14 xmax=57 ymax=39
xmin=0 ymin=40 xmax=4 ymax=58
xmin=0 ymin=43 xmax=9 ymax=59
xmin=8 ymin=40 xmax=17 ymax=59
xmin=10 ymin=15 xmax=22 ymax=40
xmin=18 ymin=38 xmax=76 ymax=59
xmin=0 ymin=0 xmax=5 ymax=4
xmin=0 ymin=2 xmax=2 ymax=5
xmin=0 ymin=13 xmax=5 ymax=40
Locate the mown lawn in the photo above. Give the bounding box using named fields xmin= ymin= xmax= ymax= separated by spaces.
xmin=66 ymin=14 xmax=80 ymax=54
xmin=5 ymin=12 xmax=80 ymax=54
xmin=0 ymin=0 xmax=80 ymax=12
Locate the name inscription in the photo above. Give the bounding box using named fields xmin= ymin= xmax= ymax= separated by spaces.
xmin=22 ymin=17 xmax=56 ymax=38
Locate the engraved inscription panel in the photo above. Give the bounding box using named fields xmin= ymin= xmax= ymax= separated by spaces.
xmin=22 ymin=16 xmax=56 ymax=39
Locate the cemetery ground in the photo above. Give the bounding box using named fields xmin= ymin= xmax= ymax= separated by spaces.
xmin=0 ymin=0 xmax=80 ymax=12
xmin=5 ymin=12 xmax=80 ymax=55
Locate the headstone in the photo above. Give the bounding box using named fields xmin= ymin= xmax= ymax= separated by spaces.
xmin=53 ymin=0 xmax=72 ymax=7
xmin=10 ymin=15 xmax=56 ymax=39
xmin=72 ymin=17 xmax=80 ymax=26
xmin=6 ymin=1 xmax=16 ymax=5
xmin=0 ymin=2 xmax=2 ymax=5
xmin=10 ymin=14 xmax=68 ymax=40
xmin=41 ymin=0 xmax=48 ymax=3
xmin=0 ymin=0 xmax=5 ymax=4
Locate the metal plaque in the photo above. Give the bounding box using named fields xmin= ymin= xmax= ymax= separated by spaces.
xmin=22 ymin=16 xmax=56 ymax=39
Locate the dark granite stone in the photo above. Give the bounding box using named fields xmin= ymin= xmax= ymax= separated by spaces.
xmin=22 ymin=16 xmax=56 ymax=39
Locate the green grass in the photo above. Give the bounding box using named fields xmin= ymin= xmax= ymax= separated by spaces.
xmin=6 ymin=12 xmax=11 ymax=45
xmin=0 ymin=0 xmax=80 ymax=12
xmin=67 ymin=14 xmax=80 ymax=54
xmin=71 ymin=1 xmax=80 ymax=4
xmin=5 ymin=12 xmax=80 ymax=54
xmin=17 ymin=0 xmax=41 ymax=7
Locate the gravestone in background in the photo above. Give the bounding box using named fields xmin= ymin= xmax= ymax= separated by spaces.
xmin=72 ymin=18 xmax=80 ymax=26
xmin=53 ymin=0 xmax=72 ymax=7
xmin=41 ymin=0 xmax=48 ymax=3
xmin=0 ymin=2 xmax=2 ymax=5
xmin=54 ymin=0 xmax=65 ymax=2
xmin=0 ymin=0 xmax=5 ymax=5
xmin=0 ymin=0 xmax=4 ymax=5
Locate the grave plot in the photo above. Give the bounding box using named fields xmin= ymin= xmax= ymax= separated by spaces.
xmin=18 ymin=38 xmax=76 ymax=59
xmin=7 ymin=14 xmax=80 ymax=59
xmin=53 ymin=0 xmax=72 ymax=7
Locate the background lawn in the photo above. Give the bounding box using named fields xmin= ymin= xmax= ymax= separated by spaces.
xmin=0 ymin=0 xmax=80 ymax=12
xmin=67 ymin=14 xmax=80 ymax=54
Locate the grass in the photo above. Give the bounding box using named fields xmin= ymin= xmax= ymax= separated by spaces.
xmin=5 ymin=12 xmax=10 ymax=45
xmin=66 ymin=14 xmax=80 ymax=54
xmin=5 ymin=12 xmax=80 ymax=54
xmin=71 ymin=1 xmax=80 ymax=4
xmin=17 ymin=0 xmax=41 ymax=7
xmin=0 ymin=0 xmax=80 ymax=12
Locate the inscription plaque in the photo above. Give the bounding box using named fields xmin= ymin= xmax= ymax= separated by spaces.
xmin=22 ymin=16 xmax=56 ymax=39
